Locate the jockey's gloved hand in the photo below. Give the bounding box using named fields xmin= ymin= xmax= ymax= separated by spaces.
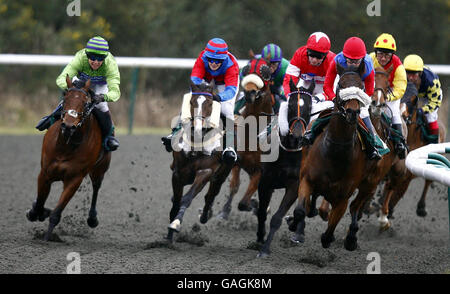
xmin=417 ymin=108 xmax=425 ymax=118
xmin=212 ymin=94 xmax=221 ymax=102
xmin=93 ymin=94 xmax=105 ymax=104
xmin=72 ymin=79 xmax=85 ymax=89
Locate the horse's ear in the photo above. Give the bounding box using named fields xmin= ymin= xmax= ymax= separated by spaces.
xmin=248 ymin=49 xmax=255 ymax=59
xmin=66 ymin=74 xmax=72 ymax=88
xmin=386 ymin=64 xmax=394 ymax=75
xmin=358 ymin=61 xmax=366 ymax=77
xmin=336 ymin=62 xmax=345 ymax=76
xmin=289 ymin=77 xmax=296 ymax=91
xmin=308 ymin=79 xmax=316 ymax=93
xmin=84 ymin=79 xmax=91 ymax=91
xmin=263 ymin=52 xmax=271 ymax=64
xmin=190 ymin=80 xmax=198 ymax=92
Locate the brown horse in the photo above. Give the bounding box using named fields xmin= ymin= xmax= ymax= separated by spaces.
xmin=377 ymin=86 xmax=446 ymax=227
xmin=167 ymin=81 xmax=234 ymax=242
xmin=217 ymin=55 xmax=274 ymax=220
xmin=284 ymin=64 xmax=381 ymax=252
xmin=26 ymin=76 xmax=111 ymax=241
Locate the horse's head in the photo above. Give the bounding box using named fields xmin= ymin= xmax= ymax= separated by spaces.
xmin=287 ymin=78 xmax=314 ymax=138
xmin=335 ymin=64 xmax=366 ymax=124
xmin=189 ymin=81 xmax=215 ymax=137
xmin=372 ymin=66 xmax=393 ymax=107
xmin=240 ymin=57 xmax=271 ymax=106
xmin=61 ymin=75 xmax=93 ymax=141
xmin=401 ymin=82 xmax=419 ymax=126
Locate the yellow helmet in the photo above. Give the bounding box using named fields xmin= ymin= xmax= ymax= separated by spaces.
xmin=374 ymin=33 xmax=396 ymax=52
xmin=404 ymin=54 xmax=424 ymax=72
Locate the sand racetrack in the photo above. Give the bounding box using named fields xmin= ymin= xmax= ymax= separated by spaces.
xmin=0 ymin=134 xmax=448 ymax=274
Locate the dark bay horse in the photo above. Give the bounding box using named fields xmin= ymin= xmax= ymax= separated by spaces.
xmin=26 ymin=76 xmax=111 ymax=241
xmin=282 ymin=65 xmax=379 ymax=253
xmin=167 ymin=81 xmax=234 ymax=242
xmin=217 ymin=56 xmax=274 ymax=220
xmin=255 ymin=79 xmax=313 ymax=257
xmin=377 ymin=87 xmax=446 ymax=226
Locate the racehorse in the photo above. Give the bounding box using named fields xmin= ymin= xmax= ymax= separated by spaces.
xmin=277 ymin=64 xmax=378 ymax=253
xmin=255 ymin=78 xmax=313 ymax=257
xmin=166 ymin=81 xmax=234 ymax=242
xmin=26 ymin=76 xmax=111 ymax=241
xmin=377 ymin=86 xmax=446 ymax=226
xmin=217 ymin=54 xmax=274 ymax=220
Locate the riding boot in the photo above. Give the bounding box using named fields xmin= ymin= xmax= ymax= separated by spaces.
xmin=392 ymin=124 xmax=406 ymax=159
xmin=222 ymin=117 xmax=238 ymax=164
xmin=161 ymin=120 xmax=182 ymax=152
xmin=301 ymin=117 xmax=328 ymax=146
xmin=92 ymin=109 xmax=119 ymax=151
xmin=362 ymin=116 xmax=382 ymax=160
xmin=36 ymin=101 xmax=63 ymax=131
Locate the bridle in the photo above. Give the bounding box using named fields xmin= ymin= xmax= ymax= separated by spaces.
xmin=61 ymin=87 xmax=96 ymax=130
xmin=287 ymin=90 xmax=310 ymax=133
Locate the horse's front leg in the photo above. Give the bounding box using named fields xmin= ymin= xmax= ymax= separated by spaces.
xmin=27 ymin=170 xmax=52 ymax=222
xmin=321 ymin=198 xmax=348 ymax=249
xmin=416 ymin=180 xmax=432 ymax=217
xmin=167 ymin=171 xmax=185 ymax=242
xmin=289 ymin=179 xmax=312 ymax=244
xmin=258 ymin=180 xmax=297 ymax=258
xmin=45 ymin=176 xmax=84 ymax=241
xmin=237 ymin=170 xmax=261 ymax=213
xmin=87 ymin=155 xmax=111 ymax=228
xmin=168 ymin=168 xmax=213 ymax=233
xmin=217 ymin=165 xmax=240 ymax=220
xmin=200 ymin=162 xmax=233 ymax=224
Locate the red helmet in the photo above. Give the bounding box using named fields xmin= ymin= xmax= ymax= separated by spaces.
xmin=306 ymin=32 xmax=331 ymax=53
xmin=343 ymin=37 xmax=366 ymax=59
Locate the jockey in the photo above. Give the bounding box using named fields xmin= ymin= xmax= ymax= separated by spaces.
xmin=261 ymin=43 xmax=289 ymax=113
xmin=370 ymin=33 xmax=407 ymax=159
xmin=36 ymin=36 xmax=120 ymax=152
xmin=278 ymin=32 xmax=336 ymax=139
xmin=235 ymin=43 xmax=289 ymax=114
xmin=162 ymin=38 xmax=240 ymax=163
xmin=323 ymin=36 xmax=386 ymax=160
xmin=404 ymin=54 xmax=442 ymax=142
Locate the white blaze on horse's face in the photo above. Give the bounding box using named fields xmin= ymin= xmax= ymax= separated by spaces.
xmin=67 ymin=110 xmax=78 ymax=118
xmin=194 ymin=95 xmax=206 ymax=134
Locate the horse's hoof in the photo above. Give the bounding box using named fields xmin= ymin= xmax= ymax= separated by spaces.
xmin=238 ymin=202 xmax=252 ymax=212
xmin=257 ymin=251 xmax=270 ymax=258
xmin=26 ymin=209 xmax=38 ymax=222
xmin=307 ymin=208 xmax=318 ymax=218
xmin=344 ymin=236 xmax=358 ymax=251
xmin=168 ymin=219 xmax=181 ymax=232
xmin=38 ymin=208 xmax=51 ymax=222
xmin=320 ymin=233 xmax=335 ymax=249
xmin=290 ymin=233 xmax=305 ymax=244
xmin=250 ymin=198 xmax=259 ymax=210
xmin=379 ymin=221 xmax=391 ymax=233
xmin=87 ymin=217 xmax=99 ymax=228
xmin=216 ymin=211 xmax=229 ymax=221
xmin=416 ymin=207 xmax=427 ymax=217
xmin=318 ymin=210 xmax=329 ymax=222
